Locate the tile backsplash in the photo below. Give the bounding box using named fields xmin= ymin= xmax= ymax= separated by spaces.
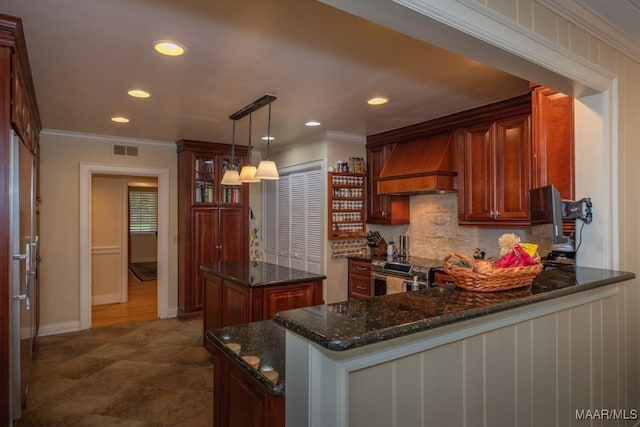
xmin=369 ymin=193 xmax=554 ymax=261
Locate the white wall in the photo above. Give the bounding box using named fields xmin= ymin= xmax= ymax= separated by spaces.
xmin=38 ymin=132 xmax=177 ymax=332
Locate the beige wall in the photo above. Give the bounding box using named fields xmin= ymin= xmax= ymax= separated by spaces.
xmin=39 ymin=133 xmax=177 ymax=330
xmin=91 ymin=175 xmax=124 ymax=303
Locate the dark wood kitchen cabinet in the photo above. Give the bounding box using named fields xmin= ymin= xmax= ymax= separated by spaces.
xmin=531 ymin=86 xmax=575 ymax=201
xmin=366 ymin=144 xmax=410 ymax=224
xmin=348 ymin=258 xmax=372 ymax=300
xmin=460 ymin=114 xmax=532 ymax=225
xmin=458 ymin=86 xmax=574 ymax=226
xmin=177 ymin=140 xmax=249 ymax=319
xmin=202 ymin=261 xmax=324 ymax=346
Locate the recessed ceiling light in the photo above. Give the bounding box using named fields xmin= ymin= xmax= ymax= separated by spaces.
xmin=261 ymin=136 xmax=275 ymax=141
xmin=305 ymin=120 xmax=321 ymax=127
xmin=128 ymin=89 xmax=151 ymax=98
xmin=111 ymin=116 xmax=130 ymax=124
xmin=367 ymin=96 xmax=389 ymax=106
xmin=153 ymin=40 xmax=186 ymax=56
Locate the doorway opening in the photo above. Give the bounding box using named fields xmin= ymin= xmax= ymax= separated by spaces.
xmin=90 ymin=175 xmax=159 ymax=327
xmin=79 ymin=163 xmax=170 ymax=330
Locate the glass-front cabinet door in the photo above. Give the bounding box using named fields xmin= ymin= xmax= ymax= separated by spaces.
xmin=194 ymin=155 xmax=215 ymax=203
xmin=220 ymin=156 xmax=242 ymax=204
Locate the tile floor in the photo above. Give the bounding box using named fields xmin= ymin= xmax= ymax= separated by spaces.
xmin=16 ymin=318 xmax=213 ymax=426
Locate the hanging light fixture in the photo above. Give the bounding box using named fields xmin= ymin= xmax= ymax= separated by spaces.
xmin=220 ymin=120 xmax=241 ymax=185
xmin=255 ymin=99 xmax=279 ymax=180
xmin=238 ymin=113 xmax=260 ymax=183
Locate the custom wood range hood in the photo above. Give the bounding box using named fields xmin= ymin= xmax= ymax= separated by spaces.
xmin=376 ymin=130 xmax=458 ymax=195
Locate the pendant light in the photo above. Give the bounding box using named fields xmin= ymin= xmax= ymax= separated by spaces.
xmin=255 ymin=100 xmax=280 ymax=180
xmin=220 ymin=120 xmax=241 ymax=185
xmin=239 ymin=113 xmax=260 ymax=183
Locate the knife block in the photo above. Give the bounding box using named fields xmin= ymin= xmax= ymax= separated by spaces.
xmin=367 ymin=237 xmax=387 ymax=256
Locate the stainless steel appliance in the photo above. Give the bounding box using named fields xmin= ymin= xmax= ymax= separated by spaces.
xmin=371 ymin=257 xmax=442 ymax=296
xmin=9 ymin=130 xmax=38 ymax=421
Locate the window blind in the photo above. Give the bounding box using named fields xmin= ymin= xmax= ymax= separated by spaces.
xmin=129 ymin=188 xmax=158 ymax=232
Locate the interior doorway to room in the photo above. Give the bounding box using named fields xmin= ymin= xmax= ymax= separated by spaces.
xmin=79 ymin=162 xmax=170 ymax=331
xmin=90 ymin=175 xmax=159 ymax=327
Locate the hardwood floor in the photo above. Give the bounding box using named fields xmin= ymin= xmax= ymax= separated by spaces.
xmin=91 ymin=271 xmax=158 ymax=328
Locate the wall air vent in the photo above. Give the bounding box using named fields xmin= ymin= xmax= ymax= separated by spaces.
xmin=112 ymin=144 xmax=139 ymax=157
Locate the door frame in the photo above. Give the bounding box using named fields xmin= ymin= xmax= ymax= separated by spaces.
xmin=79 ymin=163 xmax=169 ymax=329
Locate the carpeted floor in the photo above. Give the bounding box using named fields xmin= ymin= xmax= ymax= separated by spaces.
xmin=16 ymin=318 xmax=213 ymax=426
xmin=128 ymin=262 xmax=157 ymax=282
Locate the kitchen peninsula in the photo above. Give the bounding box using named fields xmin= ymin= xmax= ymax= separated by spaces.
xmin=206 ymin=266 xmax=635 ymax=427
xmin=201 ymin=260 xmax=325 ymax=353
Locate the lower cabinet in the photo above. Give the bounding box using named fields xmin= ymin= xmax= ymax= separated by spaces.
xmin=203 ymin=274 xmax=323 ymax=350
xmin=212 ymin=345 xmax=284 ymax=427
xmin=348 ymin=259 xmax=372 ymax=300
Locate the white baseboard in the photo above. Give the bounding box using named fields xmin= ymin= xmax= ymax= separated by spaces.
xmin=37 ymin=321 xmax=81 ymax=337
xmin=164 ymin=307 xmax=178 ymax=318
xmin=92 ymin=293 xmax=122 ymax=305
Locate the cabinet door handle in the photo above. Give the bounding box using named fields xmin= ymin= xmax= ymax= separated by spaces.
xmin=355 ymin=285 xmax=368 ymax=290
xmin=356 ymin=266 xmax=368 ymax=271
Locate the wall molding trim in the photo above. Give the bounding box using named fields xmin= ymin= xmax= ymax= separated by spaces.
xmin=79 ymin=163 xmax=171 ymax=329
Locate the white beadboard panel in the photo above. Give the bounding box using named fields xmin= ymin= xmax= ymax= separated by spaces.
xmin=514 ymin=321 xmax=533 ymax=426
xmin=345 ymin=292 xmax=628 ymax=427
xmin=486 ymin=0 xmax=517 ymax=21
xmin=532 ymin=1 xmax=559 ymax=42
xmin=556 ymin=309 xmax=572 ymax=427
xmin=570 ymin=303 xmax=592 ymax=413
xmin=422 ymin=342 xmax=464 ymax=426
xmin=568 ymin=23 xmax=591 ymax=60
xmin=349 ymin=364 xmax=394 ymax=427
xmin=463 ymin=334 xmax=485 ymax=425
xmin=484 ymin=326 xmax=516 ymax=427
xmin=591 ymin=301 xmax=604 ymax=409
xmin=601 ymin=295 xmax=620 ymax=411
xmin=393 ymin=353 xmax=422 ymax=427
xmin=531 ymin=313 xmax=558 ymax=426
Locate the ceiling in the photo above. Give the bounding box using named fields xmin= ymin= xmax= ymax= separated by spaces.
xmin=0 ymin=0 xmax=635 ymax=149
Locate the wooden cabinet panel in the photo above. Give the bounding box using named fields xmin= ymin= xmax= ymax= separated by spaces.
xmin=348 ymin=259 xmax=372 ymax=300
xmin=192 ymin=209 xmax=218 ymax=313
xmin=219 ymin=208 xmax=244 ymax=261
xmin=222 ymin=283 xmax=252 ymax=327
xmin=263 ymin=283 xmax=318 ymax=319
xmin=531 ymin=87 xmax=574 ymax=200
xmin=204 ymin=274 xmax=322 ymax=338
xmin=212 ymin=345 xmax=284 ymax=427
xmin=495 ymin=115 xmax=531 ymax=221
xmin=463 ymin=123 xmax=494 ymax=221
xmin=204 ymin=275 xmax=222 ymax=338
xmin=177 ymin=140 xmax=249 ymax=319
xmin=461 ymin=114 xmax=531 ymax=225
xmin=366 ymin=145 xmax=410 ymax=225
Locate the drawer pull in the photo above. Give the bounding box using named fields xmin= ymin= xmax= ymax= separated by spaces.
xmin=356 ymin=266 xmax=368 ymax=271
xmin=355 ymin=285 xmax=368 ymax=290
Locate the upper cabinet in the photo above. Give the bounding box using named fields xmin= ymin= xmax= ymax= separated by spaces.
xmin=365 ymin=144 xmax=410 ymax=225
xmin=367 ymin=86 xmax=574 ymax=228
xmin=460 ymin=114 xmax=532 ymax=225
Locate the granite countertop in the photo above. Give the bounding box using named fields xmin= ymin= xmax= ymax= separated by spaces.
xmin=201 ymin=260 xmax=326 ymax=287
xmin=205 ymin=320 xmax=286 ymax=395
xmin=274 ymin=266 xmax=635 ymax=351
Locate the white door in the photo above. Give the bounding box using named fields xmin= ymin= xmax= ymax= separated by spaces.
xmin=9 ymin=130 xmax=36 ymax=421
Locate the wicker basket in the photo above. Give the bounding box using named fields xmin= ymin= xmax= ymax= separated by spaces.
xmin=443 ymin=252 xmax=543 ymax=292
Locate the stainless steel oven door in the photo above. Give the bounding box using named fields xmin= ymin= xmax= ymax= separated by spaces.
xmin=371 ymin=272 xmax=388 ymax=296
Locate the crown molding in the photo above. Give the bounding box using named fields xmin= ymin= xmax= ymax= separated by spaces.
xmin=41 ymin=128 xmax=175 ymax=148
xmin=538 ymin=0 xmax=640 ymax=62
